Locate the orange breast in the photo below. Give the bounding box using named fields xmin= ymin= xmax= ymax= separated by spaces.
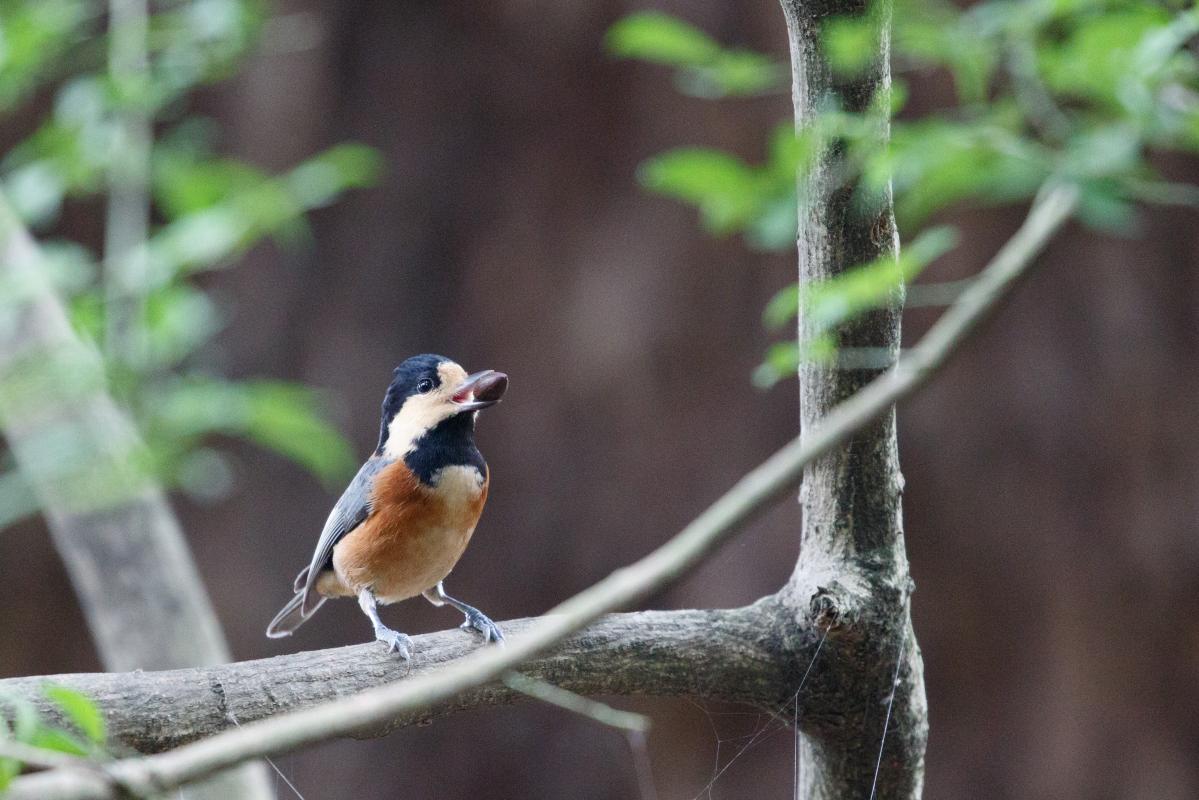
xmin=331 ymin=460 xmax=489 ymax=603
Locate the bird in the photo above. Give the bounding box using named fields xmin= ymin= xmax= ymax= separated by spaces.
xmin=266 ymin=354 xmax=508 ymax=659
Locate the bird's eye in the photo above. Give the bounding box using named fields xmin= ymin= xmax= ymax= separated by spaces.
xmin=417 ymin=378 xmax=434 ymax=394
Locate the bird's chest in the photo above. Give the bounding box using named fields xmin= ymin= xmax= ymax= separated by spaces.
xmin=332 ymin=463 xmax=488 ymax=602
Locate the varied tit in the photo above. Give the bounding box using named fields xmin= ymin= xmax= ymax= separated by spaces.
xmin=266 ymin=354 xmax=508 ymax=658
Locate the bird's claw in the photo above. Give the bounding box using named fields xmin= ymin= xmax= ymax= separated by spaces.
xmin=375 ymin=628 xmax=412 ymax=659
xmin=460 ymin=610 xmax=504 ymax=644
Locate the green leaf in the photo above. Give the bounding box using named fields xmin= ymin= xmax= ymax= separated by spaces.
xmin=892 ymin=0 xmax=1000 ymax=103
xmin=285 ymin=143 xmax=383 ymax=209
xmin=1127 ymin=5 xmax=1199 ymax=83
xmin=888 ymin=80 xmax=910 ymax=118
xmin=139 ymin=284 xmax=223 ymax=369
xmin=607 ymin=12 xmax=784 ymax=97
xmin=0 ymin=692 xmax=40 ymax=742
xmin=151 ymin=205 xmax=250 ymax=275
xmin=638 ymin=148 xmax=761 ymax=233
xmin=1074 ymin=180 xmax=1140 ymax=233
xmin=756 ymin=228 xmax=956 ymax=389
xmin=745 ymin=193 xmax=798 ymax=251
xmin=1121 ymin=178 xmax=1199 ymax=209
xmin=174 ymin=447 xmax=234 ymax=502
xmin=25 ymin=726 xmax=90 ymax=756
xmin=872 ymin=118 xmax=1050 ymax=227
xmin=240 ymin=382 xmax=357 ymax=487
xmin=5 ymin=160 xmax=65 ymax=225
xmin=823 ymin=16 xmax=877 ymax=78
xmin=153 ymin=156 xmax=269 ymax=219
xmin=763 ymin=283 xmax=799 ymax=330
xmin=741 ymin=125 xmax=807 ymax=249
xmin=675 ymin=51 xmax=785 ymax=98
xmin=752 ymin=340 xmax=800 ymax=388
xmin=1062 ymin=123 xmax=1141 ymax=179
xmin=146 ymin=378 xmax=356 ymax=488
xmin=149 ymin=143 xmax=380 ymax=280
xmin=806 ymin=226 xmax=958 ymax=332
xmin=0 ymin=469 xmax=41 ymax=532
xmin=638 ymin=128 xmax=807 ymax=245
xmin=43 ymin=685 xmax=105 ymax=744
xmin=0 ymin=0 xmax=91 ymax=108
xmin=767 ymin=123 xmax=811 ymax=180
xmin=605 ymin=12 xmax=720 ymax=66
xmin=1038 ymin=5 xmax=1171 ymax=109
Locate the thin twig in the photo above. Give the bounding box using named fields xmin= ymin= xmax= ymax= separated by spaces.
xmin=626 ymin=730 xmax=660 ymax=800
xmin=103 ymin=0 xmax=153 ymax=365
xmin=1124 ymin=179 xmax=1199 ymax=208
xmin=502 ymin=671 xmax=655 ymax=800
xmin=502 ymin=672 xmax=651 ymax=733
xmin=1006 ymin=36 xmax=1072 ymax=143
xmin=225 ymin=711 xmax=306 ymax=800
xmin=0 ymin=740 xmax=96 ymax=772
xmin=904 ymin=278 xmax=976 ymax=308
xmin=3 ymin=182 xmax=1079 ymax=800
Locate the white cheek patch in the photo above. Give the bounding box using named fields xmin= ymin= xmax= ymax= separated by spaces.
xmin=437 ymin=361 xmax=468 ymax=388
xmin=383 ymin=393 xmax=452 ymax=459
xmin=381 ymin=361 xmax=472 ymax=460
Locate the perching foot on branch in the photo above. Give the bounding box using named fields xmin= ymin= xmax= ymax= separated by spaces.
xmin=424 ymin=582 xmax=505 ymax=644
xmin=378 ymin=629 xmax=413 ymax=658
xmin=358 ymin=589 xmax=413 ymax=659
xmin=459 ymin=608 xmax=504 ymax=644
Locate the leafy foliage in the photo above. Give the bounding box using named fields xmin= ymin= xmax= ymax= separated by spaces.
xmin=0 ymin=0 xmax=373 ymax=528
xmin=638 ymin=124 xmax=808 ymax=248
xmin=607 ymin=11 xmax=785 ymax=98
xmin=0 ymin=685 xmax=107 ymax=788
xmin=608 ymin=0 xmax=1199 ymax=385
xmin=754 ymin=226 xmax=957 ymax=384
xmin=42 ymin=685 xmax=105 ymax=745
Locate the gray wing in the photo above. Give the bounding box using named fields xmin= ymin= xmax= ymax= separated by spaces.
xmin=299 ymin=456 xmax=390 ymax=612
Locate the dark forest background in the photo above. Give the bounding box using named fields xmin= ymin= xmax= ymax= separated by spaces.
xmin=2 ymin=1 xmax=1197 ymax=798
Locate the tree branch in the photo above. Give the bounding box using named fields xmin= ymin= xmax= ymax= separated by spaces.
xmin=0 ymin=609 xmax=784 ymax=755
xmin=1 ymin=178 xmax=1077 ymax=800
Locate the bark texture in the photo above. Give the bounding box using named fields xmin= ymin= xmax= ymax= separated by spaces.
xmin=778 ymin=0 xmax=928 ymax=797
xmin=0 ymin=607 xmax=797 ymax=754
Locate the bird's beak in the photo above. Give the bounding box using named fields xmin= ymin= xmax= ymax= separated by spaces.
xmin=452 ymin=370 xmax=508 ymax=412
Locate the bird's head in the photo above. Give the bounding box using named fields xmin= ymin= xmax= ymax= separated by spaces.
xmin=377 ymin=354 xmax=508 ymax=458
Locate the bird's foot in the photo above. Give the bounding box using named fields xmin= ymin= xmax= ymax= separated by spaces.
xmin=460 ymin=609 xmax=504 ymax=644
xmin=374 ymin=626 xmax=413 ymax=659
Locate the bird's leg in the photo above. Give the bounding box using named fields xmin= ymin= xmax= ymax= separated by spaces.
xmin=423 ymin=582 xmax=504 ymax=644
xmin=357 ymin=588 xmax=412 ymax=658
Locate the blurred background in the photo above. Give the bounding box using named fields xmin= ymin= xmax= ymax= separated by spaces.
xmin=1 ymin=1 xmax=1198 ymax=799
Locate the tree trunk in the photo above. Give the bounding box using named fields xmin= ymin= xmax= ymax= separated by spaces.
xmin=777 ymin=0 xmax=929 ymax=797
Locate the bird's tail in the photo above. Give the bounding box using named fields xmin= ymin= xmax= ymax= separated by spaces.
xmin=266 ymin=591 xmax=326 ymax=638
